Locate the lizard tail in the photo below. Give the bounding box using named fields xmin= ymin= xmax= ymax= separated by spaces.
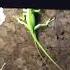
xmin=31 ymin=31 xmax=63 ymax=70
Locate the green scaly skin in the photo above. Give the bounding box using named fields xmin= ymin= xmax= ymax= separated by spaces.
xmin=30 ymin=31 xmax=63 ymax=70
xmin=15 ymin=8 xmax=63 ymax=70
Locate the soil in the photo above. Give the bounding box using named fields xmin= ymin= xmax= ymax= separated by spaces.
xmin=0 ymin=9 xmax=70 ymax=70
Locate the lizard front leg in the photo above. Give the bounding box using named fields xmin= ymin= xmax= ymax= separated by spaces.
xmin=34 ymin=17 xmax=55 ymax=30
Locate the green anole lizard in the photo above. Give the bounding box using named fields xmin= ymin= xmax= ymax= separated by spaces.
xmin=15 ymin=9 xmax=63 ymax=70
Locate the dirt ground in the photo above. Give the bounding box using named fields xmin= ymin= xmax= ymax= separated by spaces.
xmin=0 ymin=9 xmax=70 ymax=70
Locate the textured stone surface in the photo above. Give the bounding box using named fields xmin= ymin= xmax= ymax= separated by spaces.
xmin=0 ymin=9 xmax=70 ymax=70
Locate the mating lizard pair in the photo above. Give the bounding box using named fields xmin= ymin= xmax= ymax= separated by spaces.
xmin=15 ymin=9 xmax=63 ymax=70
